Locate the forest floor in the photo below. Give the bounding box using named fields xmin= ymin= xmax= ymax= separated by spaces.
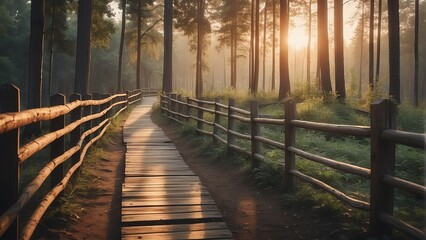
xmin=37 ymin=108 xmax=370 ymax=240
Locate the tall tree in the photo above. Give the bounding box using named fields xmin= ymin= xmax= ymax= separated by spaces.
xmin=388 ymin=0 xmax=400 ymax=103
xmin=195 ymin=0 xmax=205 ymax=98
xmin=368 ymin=0 xmax=374 ymax=88
xmin=271 ymin=0 xmax=276 ymax=91
xmin=253 ymin=0 xmax=260 ymax=94
xmin=136 ymin=0 xmax=141 ymax=89
xmin=262 ymin=0 xmax=267 ymax=91
xmin=162 ymin=0 xmax=173 ymax=93
xmin=26 ymin=0 xmax=44 ymax=136
xmin=358 ymin=0 xmax=365 ymax=98
xmin=117 ymin=0 xmax=127 ymax=92
xmin=249 ymin=0 xmax=255 ymax=91
xmin=334 ymin=0 xmax=346 ymax=100
xmin=306 ymin=0 xmax=312 ymax=91
xmin=74 ymin=0 xmax=92 ymax=95
xmin=317 ymin=0 xmax=332 ymax=94
xmin=375 ymin=0 xmax=382 ymax=84
xmin=278 ymin=0 xmax=290 ymax=99
xmin=414 ymin=0 xmax=419 ymax=106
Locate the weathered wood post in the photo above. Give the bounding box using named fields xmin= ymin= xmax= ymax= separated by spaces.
xmin=125 ymin=90 xmax=130 ymax=109
xmin=92 ymin=93 xmax=101 ymax=129
xmin=227 ymin=98 xmax=236 ymax=155
xmin=166 ymin=93 xmax=171 ymax=118
xmin=284 ymin=98 xmax=296 ymax=189
xmin=370 ymin=99 xmax=396 ymax=236
xmin=197 ymin=98 xmax=204 ymax=135
xmin=213 ymin=97 xmax=221 ymax=144
xmin=50 ymin=94 xmax=66 ymax=189
xmin=250 ymin=100 xmax=260 ymax=169
xmin=185 ymin=97 xmax=191 ymax=122
xmin=83 ymin=94 xmax=92 ymax=137
xmin=101 ymin=93 xmax=111 ymax=121
xmin=70 ymin=93 xmax=82 ymax=165
xmin=0 ymin=84 xmax=20 ymax=239
xmin=170 ymin=93 xmax=177 ymax=119
xmin=177 ymin=94 xmax=182 ymax=121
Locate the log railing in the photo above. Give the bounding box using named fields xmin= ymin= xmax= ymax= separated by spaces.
xmin=0 ymin=84 xmax=142 ymax=240
xmin=160 ymin=93 xmax=426 ymax=240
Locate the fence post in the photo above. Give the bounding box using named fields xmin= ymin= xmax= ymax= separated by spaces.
xmin=284 ymin=98 xmax=295 ymax=189
xmin=50 ymin=93 xmax=66 ymax=189
xmin=171 ymin=93 xmax=177 ymax=119
xmin=0 ymin=84 xmax=20 ymax=240
xmin=370 ymin=99 xmax=396 ymax=236
xmin=186 ymin=97 xmax=191 ymax=122
xmin=83 ymin=94 xmax=92 ymax=137
xmin=92 ymin=93 xmax=101 ymax=133
xmin=167 ymin=93 xmax=171 ymax=118
xmin=197 ymin=98 xmax=204 ymax=135
xmin=125 ymin=90 xmax=130 ymax=109
xmin=250 ymin=100 xmax=260 ymax=169
xmin=213 ymin=97 xmax=220 ymax=144
xmin=177 ymin=94 xmax=182 ymax=121
xmin=101 ymin=93 xmax=112 ymax=121
xmin=227 ymin=98 xmax=235 ymax=155
xmin=70 ymin=93 xmax=82 ymax=166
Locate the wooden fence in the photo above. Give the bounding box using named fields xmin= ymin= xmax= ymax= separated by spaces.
xmin=0 ymin=84 xmax=142 ymax=239
xmin=160 ymin=93 xmax=426 ymax=239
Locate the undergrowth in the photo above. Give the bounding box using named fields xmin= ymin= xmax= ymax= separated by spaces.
xmin=158 ymin=91 xmax=425 ymax=238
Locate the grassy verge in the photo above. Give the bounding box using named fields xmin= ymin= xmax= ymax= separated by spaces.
xmin=155 ymin=93 xmax=425 ymax=237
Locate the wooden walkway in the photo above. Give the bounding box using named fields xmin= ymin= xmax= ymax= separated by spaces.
xmin=121 ymin=97 xmax=233 ymax=240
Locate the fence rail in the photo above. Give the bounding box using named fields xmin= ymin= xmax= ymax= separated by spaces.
xmin=0 ymin=84 xmax=142 ymax=240
xmin=160 ymin=93 xmax=426 ymax=240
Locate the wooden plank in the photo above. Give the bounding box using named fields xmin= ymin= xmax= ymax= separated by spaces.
xmin=122 ymin=229 xmax=233 ymax=240
xmin=122 ymin=198 xmax=216 ymax=207
xmin=122 ymin=190 xmax=210 ymax=198
xmin=122 ymin=205 xmax=219 ymax=215
xmin=122 ymin=211 xmax=223 ymax=223
xmin=125 ymin=172 xmax=196 ymax=177
xmin=122 ymin=222 xmax=228 ymax=235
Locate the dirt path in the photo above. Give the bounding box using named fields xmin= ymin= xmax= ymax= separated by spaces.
xmin=38 ymin=106 xmax=366 ymax=240
xmin=152 ymin=112 xmax=367 ymax=240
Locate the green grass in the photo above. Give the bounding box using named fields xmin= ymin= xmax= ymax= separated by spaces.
xmin=159 ymin=91 xmax=425 ymax=236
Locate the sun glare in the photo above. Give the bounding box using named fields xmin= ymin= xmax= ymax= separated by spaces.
xmin=287 ymin=27 xmax=308 ymax=50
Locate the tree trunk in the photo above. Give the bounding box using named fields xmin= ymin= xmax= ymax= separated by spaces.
xmin=74 ymin=0 xmax=92 ymax=95
xmin=278 ymin=0 xmax=290 ymax=99
xmin=136 ymin=0 xmax=141 ymax=89
xmin=262 ymin=1 xmax=267 ymax=91
xmin=369 ymin=0 xmax=374 ymax=88
xmin=306 ymin=0 xmax=311 ymax=92
xmin=387 ymin=0 xmax=400 ymax=103
xmin=375 ymin=0 xmax=382 ymax=84
xmin=317 ymin=0 xmax=332 ymax=94
xmin=414 ymin=0 xmax=419 ymax=106
xmin=271 ymin=0 xmax=276 ymax=91
xmin=117 ymin=0 xmax=126 ymax=93
xmin=27 ymin=0 xmax=45 ymax=136
xmin=163 ymin=0 xmax=173 ymax=93
xmin=231 ymin=0 xmax=237 ymax=89
xmin=249 ymin=0 xmax=255 ymax=91
xmin=253 ymin=0 xmax=260 ymax=94
xmin=334 ymin=0 xmax=346 ymax=100
xmin=48 ymin=0 xmax=56 ymax=97
xmin=359 ymin=1 xmax=364 ymax=99
xmin=195 ymin=0 xmax=204 ymax=98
